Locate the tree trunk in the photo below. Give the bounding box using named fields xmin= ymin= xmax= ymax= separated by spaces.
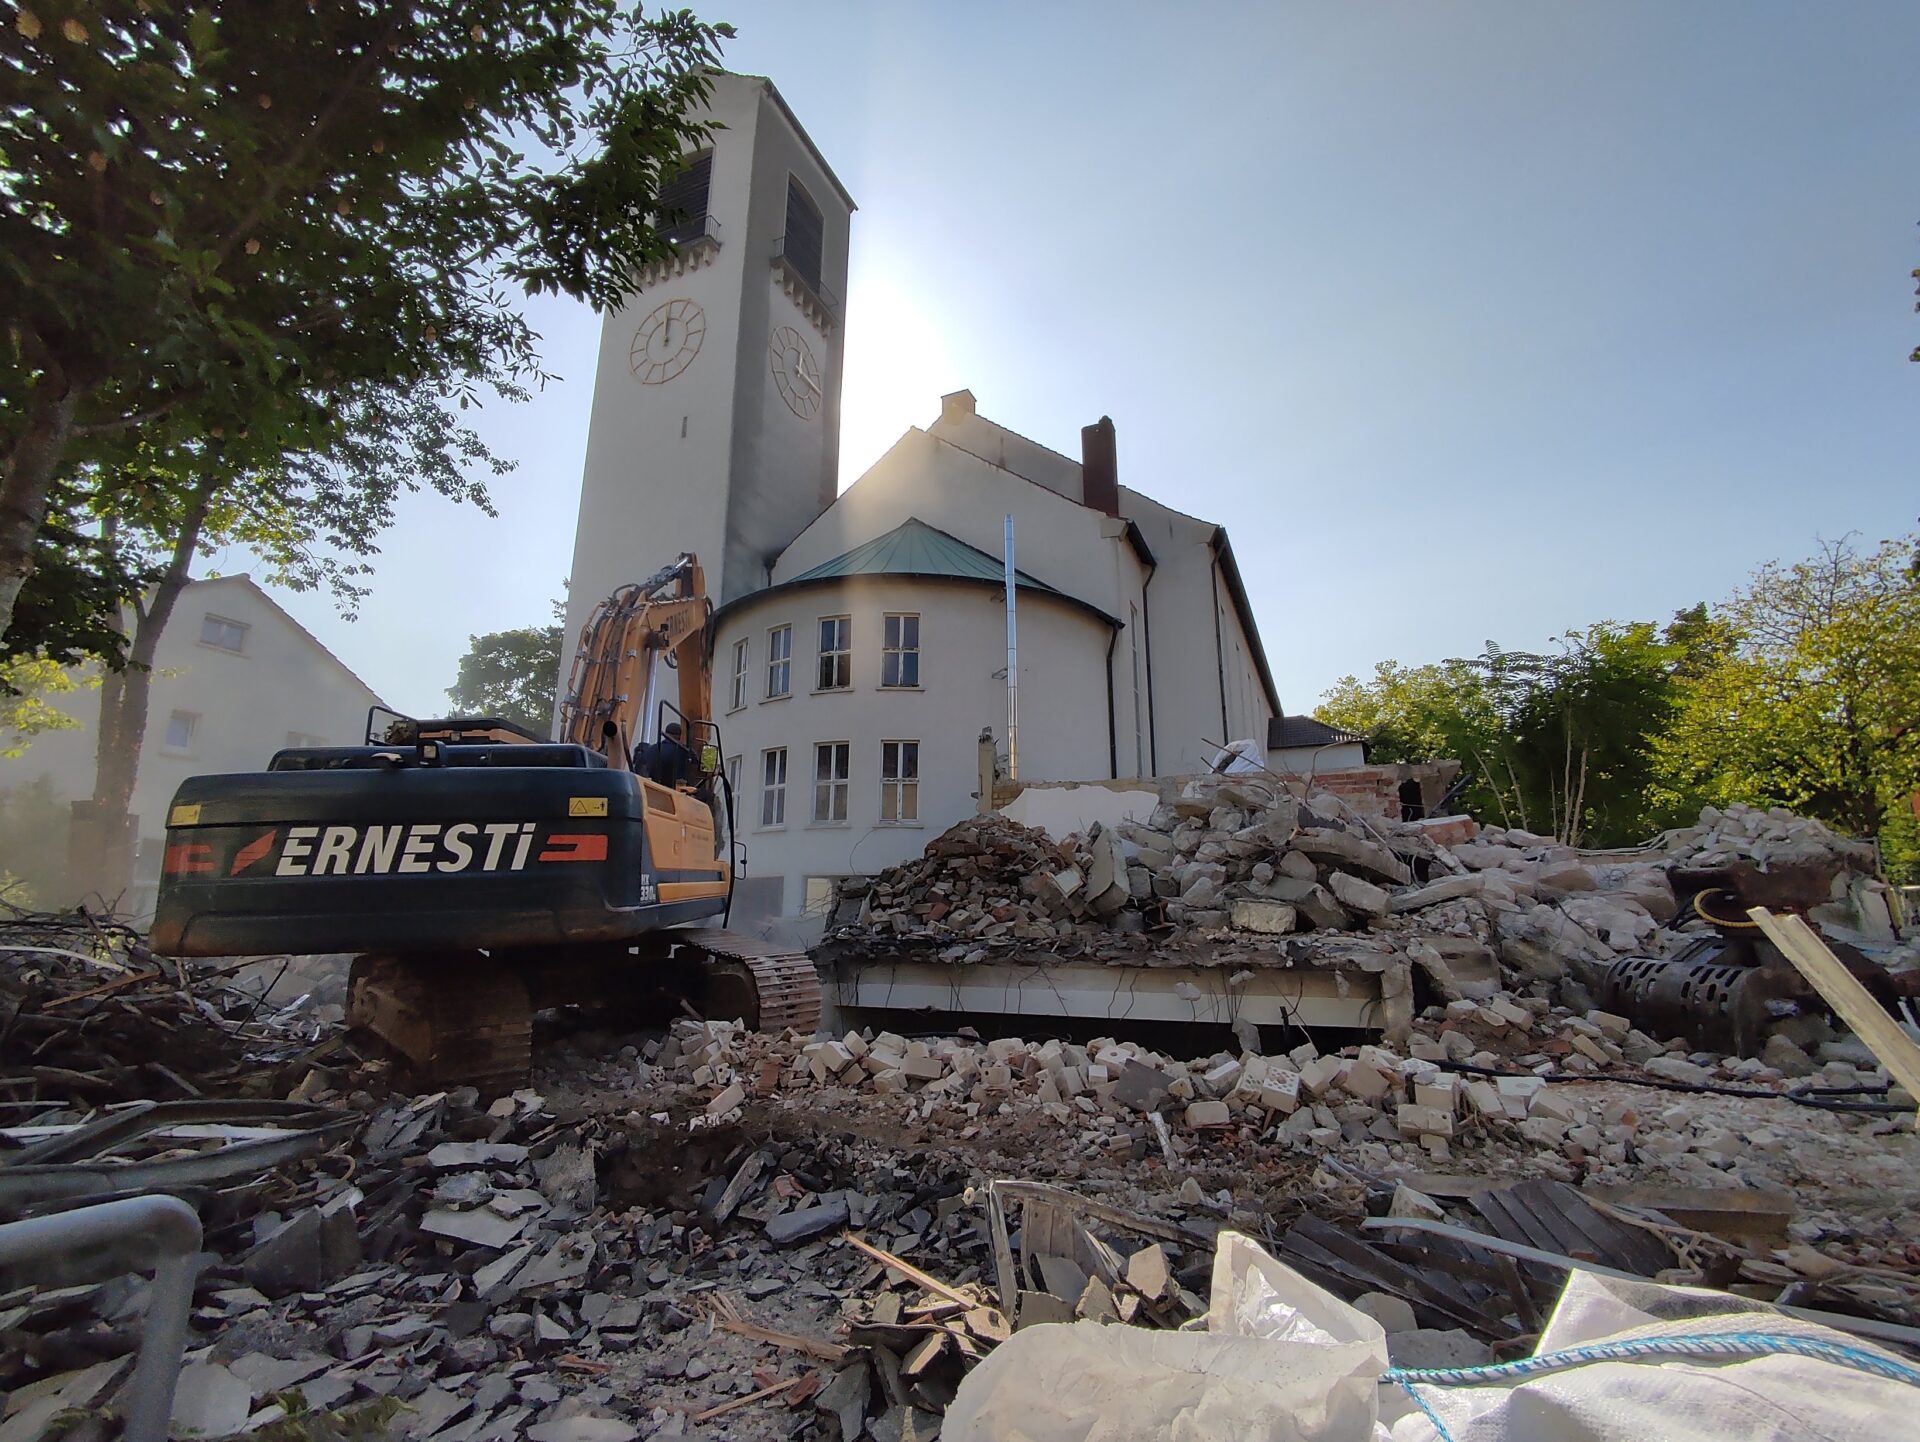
xmin=86 ymin=479 xmax=218 ymax=903
xmin=0 ymin=364 xmax=81 ymax=648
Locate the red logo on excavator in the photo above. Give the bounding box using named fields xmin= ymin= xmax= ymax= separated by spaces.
xmin=537 ymin=833 xmax=608 ymax=863
xmin=229 ymin=830 xmax=279 ymax=875
xmin=163 ymin=842 xmax=214 ymax=876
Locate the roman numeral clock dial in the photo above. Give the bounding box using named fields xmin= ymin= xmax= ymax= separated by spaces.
xmin=629 ymin=298 xmax=706 ymax=385
xmin=769 ymin=325 xmax=823 ymax=419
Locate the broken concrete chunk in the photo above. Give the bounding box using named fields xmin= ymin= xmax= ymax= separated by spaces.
xmin=422 ymin=1205 xmax=529 ymax=1250
xmin=1124 ymin=1244 xmax=1173 ymax=1301
xmin=1328 ymin=871 xmax=1390 ymax=918
xmin=525 ymin=1419 xmax=640 ymax=1442
xmin=766 ymin=1195 xmax=850 ymax=1246
xmin=170 ymin=1363 xmax=256 ymax=1439
xmin=1229 ymin=898 xmax=1297 ymax=934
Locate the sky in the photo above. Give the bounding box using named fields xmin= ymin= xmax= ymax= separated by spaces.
xmin=230 ymin=2 xmax=1920 ymax=718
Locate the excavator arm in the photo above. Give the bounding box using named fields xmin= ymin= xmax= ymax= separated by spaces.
xmin=560 ymin=554 xmax=714 ymax=770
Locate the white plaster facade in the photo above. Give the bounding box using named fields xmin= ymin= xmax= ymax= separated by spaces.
xmin=3 ymin=576 xmax=385 ymax=913
xmin=709 ymin=395 xmax=1282 ymax=923
xmin=712 ymin=572 xmax=1118 ymax=918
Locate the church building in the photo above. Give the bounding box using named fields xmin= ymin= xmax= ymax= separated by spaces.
xmin=564 ymin=75 xmax=1281 ymax=923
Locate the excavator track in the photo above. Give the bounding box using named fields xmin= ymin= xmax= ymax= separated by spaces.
xmin=346 ymin=932 xmax=821 ymax=1094
xmin=347 ymin=951 xmax=532 ymax=1097
xmin=688 ymin=931 xmax=824 ymax=1034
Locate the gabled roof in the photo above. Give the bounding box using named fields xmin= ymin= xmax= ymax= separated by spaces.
xmin=1269 ymin=714 xmax=1367 ymax=751
xmin=186 ymin=575 xmax=386 ymax=706
xmin=717 ymin=518 xmax=1119 ymax=627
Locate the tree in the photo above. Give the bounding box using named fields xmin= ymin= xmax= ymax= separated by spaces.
xmin=1319 ymin=619 xmax=1703 ymax=846
xmin=448 ymin=603 xmax=566 ymax=736
xmin=45 ymin=386 xmax=509 ymax=898
xmin=1 ymin=0 xmax=732 ymax=646
xmin=1654 ymin=535 xmax=1920 ymax=873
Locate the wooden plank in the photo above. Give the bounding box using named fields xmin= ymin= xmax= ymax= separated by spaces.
xmin=1584 ymin=1183 xmax=1794 ymax=1244
xmin=1753 ymin=909 xmax=1920 ymax=1119
xmin=712 ymin=1317 xmax=850 ymax=1365
xmin=842 ymin=1233 xmax=987 ymax=1315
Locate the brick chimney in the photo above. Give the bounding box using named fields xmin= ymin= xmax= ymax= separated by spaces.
xmin=1080 ymin=415 xmax=1119 ymax=517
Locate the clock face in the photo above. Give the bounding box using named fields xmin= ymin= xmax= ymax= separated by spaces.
xmin=629 ymin=298 xmax=706 ymax=385
xmin=768 ymin=325 xmax=823 ymax=419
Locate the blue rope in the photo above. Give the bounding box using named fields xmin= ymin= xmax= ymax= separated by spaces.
xmin=1383 ymin=1330 xmax=1920 ymax=1442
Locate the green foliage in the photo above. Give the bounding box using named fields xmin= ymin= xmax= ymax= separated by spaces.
xmin=1652 ymin=535 xmax=1920 ymax=876
xmin=1320 ymin=533 xmax=1920 ymax=872
xmin=447 ymin=602 xmax=564 ymax=735
xmin=0 ymin=655 xmax=80 ymax=756
xmin=1318 ymin=624 xmax=1689 ymax=845
xmin=0 ymin=0 xmax=735 ymax=645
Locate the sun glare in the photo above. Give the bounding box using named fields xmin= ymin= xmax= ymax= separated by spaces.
xmin=835 ymin=266 xmax=955 ymax=490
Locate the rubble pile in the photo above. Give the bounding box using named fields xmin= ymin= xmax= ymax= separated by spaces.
xmin=0 ymin=906 xmax=339 ymax=1107
xmin=829 ymin=787 xmax=1909 ymax=1039
xmin=2 ymin=995 xmax=1916 ymax=1441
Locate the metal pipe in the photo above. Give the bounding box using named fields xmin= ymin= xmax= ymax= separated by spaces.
xmin=1003 ymin=513 xmax=1018 ymax=781
xmin=0 ymin=1194 xmax=203 ymax=1442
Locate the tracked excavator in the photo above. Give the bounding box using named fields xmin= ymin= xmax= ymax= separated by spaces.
xmin=149 ymin=554 xmax=820 ymax=1092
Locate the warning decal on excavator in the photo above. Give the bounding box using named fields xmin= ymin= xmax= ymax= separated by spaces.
xmin=168 ymin=804 xmax=202 ymax=827
xmin=568 ymin=797 xmax=609 ymax=817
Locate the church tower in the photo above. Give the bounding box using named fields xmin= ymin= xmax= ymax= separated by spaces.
xmin=559 ymin=75 xmax=854 ymax=692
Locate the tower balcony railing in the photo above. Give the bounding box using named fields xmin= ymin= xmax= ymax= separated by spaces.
xmin=770 ymin=234 xmax=840 ymax=320
xmin=661 ymin=211 xmax=723 ymax=251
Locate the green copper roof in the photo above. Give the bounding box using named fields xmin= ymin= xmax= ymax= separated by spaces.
xmin=785 ymin=518 xmax=1062 ymax=592
xmin=713 ymin=517 xmax=1119 ymax=628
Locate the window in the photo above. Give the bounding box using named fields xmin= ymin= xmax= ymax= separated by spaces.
xmin=816 ymin=616 xmax=850 ymax=690
xmin=164 ymin=710 xmax=198 ymax=752
xmin=729 ymin=637 xmax=749 ymax=711
xmin=656 ymin=150 xmax=712 ymax=245
xmin=760 ymin=748 xmax=787 ymax=827
xmin=766 ymin=625 xmax=791 ymax=699
xmin=199 ymin=614 xmax=248 ymax=653
xmin=880 ymin=740 xmax=919 ymax=823
xmin=882 ymin=613 xmax=920 ymax=688
xmin=813 ymin=741 xmax=849 ymax=823
xmin=783 ymin=177 xmax=825 ymax=290
xmin=726 ymin=754 xmax=743 ymax=805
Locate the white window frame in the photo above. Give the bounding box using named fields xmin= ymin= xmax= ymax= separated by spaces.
xmin=766 ymin=624 xmax=792 ymax=699
xmin=881 ymin=613 xmax=920 ymax=688
xmin=163 ymin=710 xmax=199 ymax=754
xmin=199 ymin=614 xmax=248 ymax=654
xmin=880 ymin=739 xmax=920 ymax=823
xmin=816 ymin=616 xmax=851 ymax=691
xmin=729 ymin=637 xmax=749 ymax=711
xmin=812 ymin=740 xmax=850 ymax=823
xmin=760 ymin=747 xmax=788 ymax=827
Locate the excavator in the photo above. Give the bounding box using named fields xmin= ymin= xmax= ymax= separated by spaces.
xmin=148 ymin=554 xmax=820 ymax=1093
